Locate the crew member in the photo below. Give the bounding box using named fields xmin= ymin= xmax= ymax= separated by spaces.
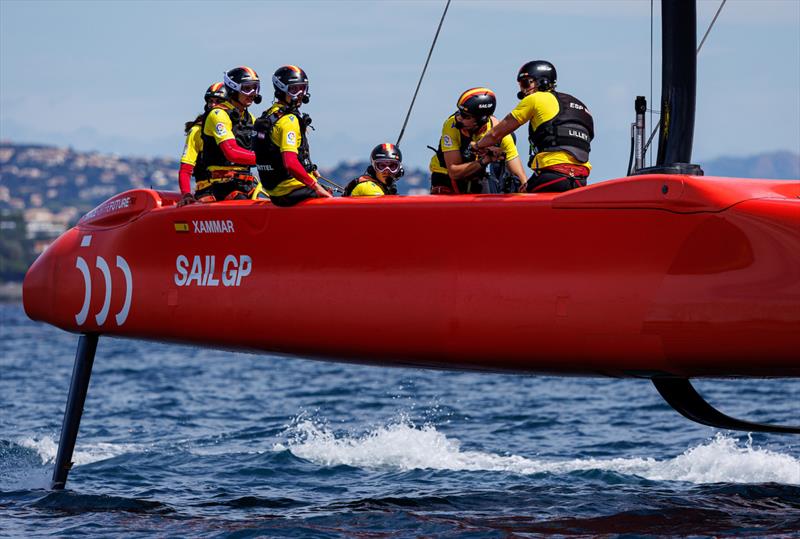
xmin=429 ymin=87 xmax=526 ymax=195
xmin=343 ymin=143 xmax=403 ymax=197
xmin=253 ymin=65 xmax=332 ymax=207
xmin=194 ymin=66 xmax=262 ymax=202
xmin=472 ymin=61 xmax=594 ymax=193
xmin=177 ymin=82 xmax=227 ymax=206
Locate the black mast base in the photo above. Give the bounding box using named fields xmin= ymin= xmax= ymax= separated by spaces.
xmin=51 ymin=334 xmax=99 ymax=490
xmin=653 ymin=377 xmax=800 ymax=434
xmin=632 ymin=163 xmax=704 ymax=176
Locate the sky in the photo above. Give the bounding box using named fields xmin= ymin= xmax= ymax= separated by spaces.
xmin=1 ymin=0 xmax=798 ymax=180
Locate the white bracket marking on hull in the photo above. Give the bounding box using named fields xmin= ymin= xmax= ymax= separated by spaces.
xmin=75 ymin=257 xmax=91 ymax=325
xmin=115 ymin=256 xmax=132 ymax=326
xmin=94 ymin=256 xmax=112 ymax=326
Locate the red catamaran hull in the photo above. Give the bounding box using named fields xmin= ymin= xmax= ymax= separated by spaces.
xmin=23 ymin=174 xmax=800 ymax=378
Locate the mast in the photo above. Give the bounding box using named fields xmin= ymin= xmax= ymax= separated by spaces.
xmin=634 ymin=0 xmax=703 ymax=175
xmin=657 ymin=0 xmax=697 ymax=166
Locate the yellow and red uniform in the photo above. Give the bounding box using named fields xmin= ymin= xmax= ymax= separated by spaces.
xmin=258 ymin=103 xmax=314 ymax=197
xmin=180 ymin=124 xmax=203 ymax=168
xmin=511 ymin=92 xmax=592 ymax=172
xmin=429 ymin=114 xmax=519 ymax=175
xmin=200 ymin=100 xmax=256 ymax=175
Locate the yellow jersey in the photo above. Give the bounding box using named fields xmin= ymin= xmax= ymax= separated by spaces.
xmin=351 ymin=179 xmax=387 ymax=197
xmin=429 ymin=114 xmax=519 ymax=175
xmin=201 ymin=101 xmax=256 ymax=172
xmin=511 ymin=92 xmax=592 ymax=171
xmin=180 ymin=124 xmax=203 ymax=166
xmin=261 ymin=103 xmax=309 ymax=197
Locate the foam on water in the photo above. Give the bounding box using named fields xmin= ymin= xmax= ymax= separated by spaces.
xmin=278 ymin=418 xmax=800 ymax=485
xmin=17 ymin=436 xmax=146 ymax=467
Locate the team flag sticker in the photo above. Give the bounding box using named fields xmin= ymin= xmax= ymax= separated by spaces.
xmin=174 ymin=222 xmax=190 ymax=233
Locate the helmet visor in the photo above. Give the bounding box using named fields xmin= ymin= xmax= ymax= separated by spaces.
xmin=239 ymin=81 xmax=260 ymax=96
xmin=373 ymin=159 xmax=401 ymax=174
xmin=286 ymin=82 xmax=308 ymax=98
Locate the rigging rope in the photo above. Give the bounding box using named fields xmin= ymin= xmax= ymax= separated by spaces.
xmin=642 ymin=0 xmax=728 ymax=157
xmin=395 ymin=0 xmax=451 ymax=147
xmin=697 ymin=0 xmax=727 ymax=53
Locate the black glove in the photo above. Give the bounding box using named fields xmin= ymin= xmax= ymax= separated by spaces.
xmin=503 ymin=177 xmax=522 ymax=194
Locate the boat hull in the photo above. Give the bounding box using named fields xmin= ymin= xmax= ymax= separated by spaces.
xmin=23 ymin=174 xmax=800 ymax=377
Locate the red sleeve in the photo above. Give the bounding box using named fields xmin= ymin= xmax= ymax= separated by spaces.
xmin=282 ymin=151 xmax=317 ymax=188
xmin=219 ymin=139 xmax=256 ymax=165
xmin=179 ymin=163 xmax=194 ymax=194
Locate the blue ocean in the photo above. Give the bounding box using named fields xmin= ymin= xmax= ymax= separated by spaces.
xmin=1 ymin=302 xmax=799 ymax=537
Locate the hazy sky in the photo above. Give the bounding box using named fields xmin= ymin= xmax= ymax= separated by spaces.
xmin=1 ymin=0 xmax=798 ymax=180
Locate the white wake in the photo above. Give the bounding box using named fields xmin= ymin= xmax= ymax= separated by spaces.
xmin=275 ymin=418 xmax=800 ymax=485
xmin=17 ymin=435 xmax=145 ymax=467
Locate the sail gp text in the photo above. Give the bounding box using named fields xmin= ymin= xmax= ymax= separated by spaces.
xmin=174 ymin=255 xmax=252 ymax=287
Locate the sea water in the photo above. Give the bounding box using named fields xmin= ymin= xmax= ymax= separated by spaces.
xmin=1 ymin=303 xmax=798 ymax=537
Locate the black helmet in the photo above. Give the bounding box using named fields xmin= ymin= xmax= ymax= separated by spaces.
xmin=370 ymin=143 xmax=404 ymax=179
xmin=456 ymin=87 xmax=496 ymax=124
xmin=517 ymin=60 xmax=557 ymax=92
xmin=204 ymin=82 xmax=227 ymax=103
xmin=272 ymin=65 xmax=310 ymax=104
xmin=223 ymin=66 xmax=262 ymax=104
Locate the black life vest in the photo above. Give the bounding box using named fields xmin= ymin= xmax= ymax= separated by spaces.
xmin=528 ymin=91 xmax=593 ymax=166
xmin=253 ymin=106 xmax=314 ymax=190
xmin=343 ymin=167 xmax=395 ymax=197
xmin=198 ymin=104 xmax=254 ymax=169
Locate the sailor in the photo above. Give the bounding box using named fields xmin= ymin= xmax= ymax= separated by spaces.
xmin=194 ymin=66 xmax=262 ymax=202
xmin=177 ymin=82 xmax=228 ymax=206
xmin=429 ymin=87 xmax=527 ymax=195
xmin=252 ymin=65 xmax=332 ymax=206
xmin=472 ymin=61 xmax=594 ymax=193
xmin=343 ymin=143 xmax=404 ymax=197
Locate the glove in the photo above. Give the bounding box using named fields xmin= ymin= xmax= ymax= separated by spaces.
xmin=177 ymin=192 xmax=197 ymax=207
xmin=503 ymin=177 xmax=522 ymax=194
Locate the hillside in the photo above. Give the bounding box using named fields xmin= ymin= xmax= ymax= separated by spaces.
xmin=702 ymin=151 xmax=800 ymax=180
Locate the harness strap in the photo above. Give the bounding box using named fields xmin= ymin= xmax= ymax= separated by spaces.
xmin=195 ymin=172 xmax=256 ymax=191
xmin=529 ymin=164 xmax=589 ymax=192
xmin=541 ymin=164 xmax=590 ymax=177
